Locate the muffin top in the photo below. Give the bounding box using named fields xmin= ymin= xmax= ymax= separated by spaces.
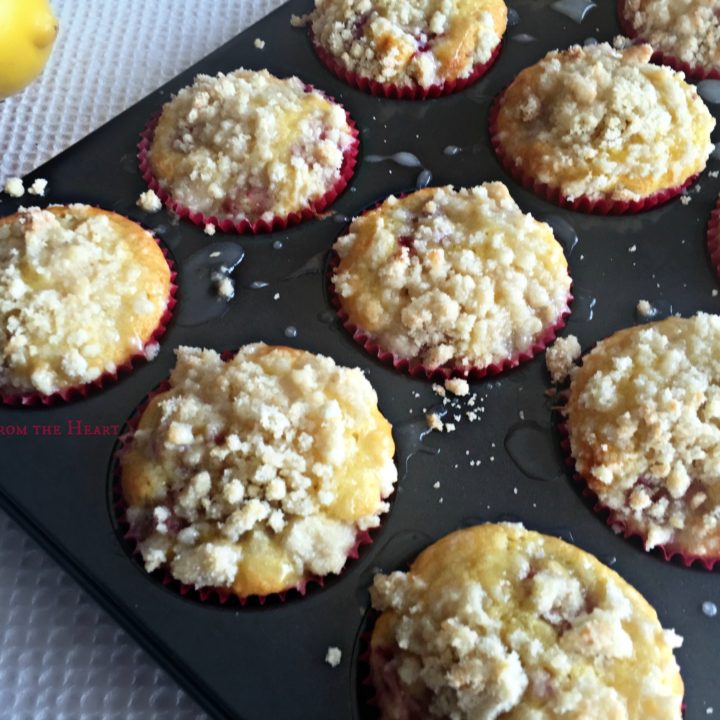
xmin=0 ymin=205 xmax=170 ymax=396
xmin=621 ymin=0 xmax=720 ymax=73
xmin=120 ymin=344 xmax=397 ymax=597
xmin=331 ymin=183 xmax=571 ymax=372
xmin=494 ymin=42 xmax=715 ymax=202
xmin=370 ymin=523 xmax=684 ymax=719
xmin=148 ymin=68 xmax=356 ymax=223
xmin=566 ymin=313 xmax=720 ymax=558
xmin=310 ymin=0 xmax=507 ymax=89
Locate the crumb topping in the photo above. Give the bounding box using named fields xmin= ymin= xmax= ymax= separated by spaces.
xmin=546 ymin=334 xmax=581 ymax=384
xmin=121 ymin=344 xmax=397 ymax=596
xmin=0 ymin=206 xmax=170 ymax=395
xmin=332 ymin=183 xmax=571 ymax=371
xmin=137 ymin=189 xmax=162 ymax=213
xmin=149 ymin=69 xmax=355 ymax=223
xmin=566 ymin=313 xmax=720 ymax=556
xmin=496 ymin=42 xmax=715 ymax=201
xmin=623 ymin=0 xmax=720 ymax=72
xmin=370 ymin=523 xmax=684 ymax=719
xmin=311 ymin=0 xmax=507 ymax=88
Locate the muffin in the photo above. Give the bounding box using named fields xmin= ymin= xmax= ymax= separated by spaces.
xmin=618 ymin=0 xmax=720 ymax=79
xmin=369 ymin=523 xmax=684 ymax=719
xmin=565 ymin=313 xmax=720 ymax=565
xmin=0 ymin=205 xmax=172 ymax=402
xmin=490 ymin=42 xmax=715 ymax=213
xmin=120 ymin=344 xmax=397 ymax=599
xmin=330 ymin=183 xmax=572 ymax=378
xmin=140 ymin=68 xmax=358 ymax=233
xmin=309 ymin=0 xmax=507 ymax=98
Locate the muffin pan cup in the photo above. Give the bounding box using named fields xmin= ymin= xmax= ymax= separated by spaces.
xmin=137 ymin=99 xmax=360 ymax=235
xmin=310 ymin=30 xmax=504 ymax=100
xmin=616 ymin=0 xmax=720 ymax=81
xmin=0 ymin=238 xmax=177 ymax=408
xmin=488 ymin=88 xmax=700 ymax=214
xmin=1 ymin=0 xmax=720 ymax=718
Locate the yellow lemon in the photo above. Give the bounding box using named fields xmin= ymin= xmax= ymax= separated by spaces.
xmin=0 ymin=0 xmax=58 ymax=99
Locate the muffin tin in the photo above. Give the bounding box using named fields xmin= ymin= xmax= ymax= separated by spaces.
xmin=1 ymin=0 xmax=719 ymax=717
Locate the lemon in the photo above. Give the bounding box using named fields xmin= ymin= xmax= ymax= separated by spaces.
xmin=0 ymin=0 xmax=58 ymax=99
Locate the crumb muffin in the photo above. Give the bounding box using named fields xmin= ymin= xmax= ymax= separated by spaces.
xmin=144 ymin=68 xmax=357 ymax=229
xmin=331 ymin=183 xmax=571 ymax=377
xmin=619 ymin=0 xmax=720 ymax=78
xmin=0 ymin=205 xmax=171 ymax=399
xmin=310 ymin=0 xmax=507 ymax=95
xmin=370 ymin=523 xmax=684 ymax=719
xmin=492 ymin=42 xmax=715 ymax=210
xmin=120 ymin=344 xmax=397 ymax=598
xmin=565 ymin=313 xmax=720 ymax=562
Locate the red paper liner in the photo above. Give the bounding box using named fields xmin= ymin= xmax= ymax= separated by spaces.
xmin=617 ymin=0 xmax=720 ymax=81
xmin=328 ymin=251 xmax=573 ymax=381
xmin=489 ymin=89 xmax=699 ymax=214
xmin=557 ymin=416 xmax=718 ymax=571
xmin=310 ymin=29 xmax=503 ymax=100
xmin=706 ymin=198 xmax=720 ymax=281
xmin=137 ymin=91 xmax=359 ymax=235
xmin=111 ymin=356 xmax=389 ymax=606
xmin=0 ymin=235 xmax=177 ymax=408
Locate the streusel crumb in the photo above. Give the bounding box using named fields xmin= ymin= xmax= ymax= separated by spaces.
xmin=566 ymin=313 xmax=720 ymax=557
xmin=3 ymin=178 xmax=24 ymax=197
xmin=332 ymin=183 xmax=571 ymax=371
xmin=311 ymin=0 xmax=507 ymax=89
xmin=370 ymin=523 xmax=683 ymax=719
xmin=496 ymin=42 xmax=715 ymax=201
xmin=148 ymin=68 xmax=355 ymax=223
xmin=137 ymin=189 xmax=162 ymax=213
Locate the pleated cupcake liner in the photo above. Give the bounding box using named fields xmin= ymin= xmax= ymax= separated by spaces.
xmin=557 ymin=415 xmax=718 ymax=571
xmin=489 ymin=88 xmax=699 ymax=214
xmin=137 ymin=93 xmax=359 ymax=235
xmin=617 ymin=0 xmax=720 ymax=80
xmin=706 ymin=197 xmax=720 ymax=280
xmin=328 ymin=250 xmax=573 ymax=381
xmin=111 ymin=354 xmax=390 ymax=606
xmin=0 ymin=235 xmax=177 ymax=408
xmin=310 ymin=30 xmax=503 ymax=100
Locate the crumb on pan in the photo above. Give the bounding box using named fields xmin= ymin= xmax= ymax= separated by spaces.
xmin=545 ymin=334 xmax=581 ymax=384
xmin=137 ymin=189 xmax=162 ymax=213
xmin=28 ymin=178 xmax=47 ymax=196
xmin=566 ymin=313 xmax=720 ymax=555
xmin=370 ymin=524 xmax=684 ymax=719
xmin=325 ymin=646 xmax=342 ymax=667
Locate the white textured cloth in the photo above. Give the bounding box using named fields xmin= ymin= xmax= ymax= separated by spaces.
xmin=0 ymin=1 xmax=285 ymax=718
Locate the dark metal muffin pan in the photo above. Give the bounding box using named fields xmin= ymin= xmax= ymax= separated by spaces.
xmin=1 ymin=1 xmax=719 ymax=717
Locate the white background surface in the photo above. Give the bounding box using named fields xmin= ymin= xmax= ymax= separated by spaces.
xmin=0 ymin=1 xmax=285 ymax=717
